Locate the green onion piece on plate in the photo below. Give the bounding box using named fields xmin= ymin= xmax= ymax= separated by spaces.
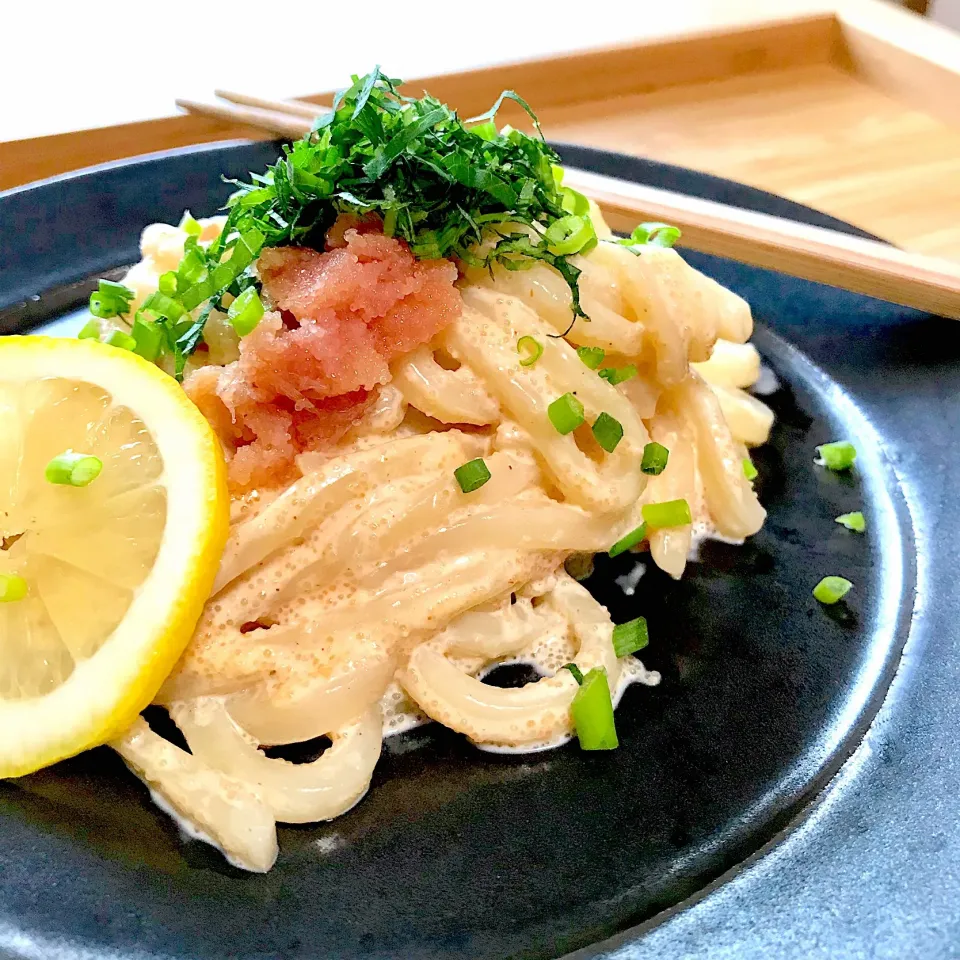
xmin=608 ymin=522 xmax=647 ymax=558
xmin=228 ymin=287 xmax=265 ymax=337
xmin=563 ymin=663 xmax=584 ymax=685
xmin=0 ymin=574 xmax=27 ymax=603
xmin=742 ymin=458 xmax=758 ymax=481
xmin=516 ymin=336 xmax=543 ymax=367
xmin=835 ymin=512 xmax=865 ymax=533
xmin=105 ymin=330 xmax=137 ymax=352
xmin=45 ymin=451 xmax=103 ymax=488
xmin=571 ymin=668 xmax=619 ymax=750
xmin=598 ymin=364 xmax=637 ymax=386
xmin=548 ymin=392 xmax=585 ymax=435
xmin=454 ymin=458 xmax=491 ymax=493
xmin=641 ymin=441 xmax=670 ymax=475
xmin=816 ymin=440 xmax=857 ymax=471
xmin=77 ymin=319 xmax=101 ymax=341
xmin=642 ymin=498 xmax=692 ymax=529
xmin=592 ymin=412 xmax=623 ymax=453
xmin=612 ymin=617 xmax=649 ymax=657
xmin=813 ymin=576 xmax=853 ymax=605
xmin=577 ymin=346 xmax=605 ymax=370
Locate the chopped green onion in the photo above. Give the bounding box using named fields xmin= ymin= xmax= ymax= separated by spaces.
xmin=89 ymin=280 xmax=135 ymax=320
xmin=0 ymin=574 xmax=27 ymax=603
xmin=816 ymin=440 xmax=857 ymax=471
xmin=617 ymin=222 xmax=682 ymax=249
xmin=517 ymin=335 xmax=543 ymax=367
xmin=560 ymin=186 xmax=590 ymax=217
xmin=158 ymin=272 xmax=178 ymax=297
xmin=743 ymin=458 xmax=758 ymax=481
xmin=563 ymin=662 xmax=584 ymax=684
xmin=227 ymin=287 xmax=265 ymax=337
xmin=139 ymin=291 xmax=186 ymax=324
xmin=180 ymin=213 xmax=203 ymax=237
xmin=598 ymin=364 xmax=637 ymax=386
xmin=612 ymin=617 xmax=649 ymax=657
xmin=470 ymin=120 xmax=498 ymax=141
xmin=77 ymin=319 xmax=101 ymax=341
xmin=592 ymin=412 xmax=623 ymax=453
xmin=105 ymin=330 xmax=136 ymax=352
xmin=544 ymin=214 xmax=596 ymax=256
xmin=642 ymin=499 xmax=692 ymax=529
xmin=454 ymin=458 xmax=491 ymax=493
xmin=813 ymin=576 xmax=853 ymax=605
xmin=835 ymin=512 xmax=865 ymax=533
xmin=608 ymin=522 xmax=648 ymax=558
xmin=130 ymin=317 xmax=163 ymax=362
xmin=641 ymin=442 xmax=670 ymax=475
xmin=45 ymin=451 xmax=103 ymax=488
xmin=571 ymin=667 xmax=619 ymax=750
xmin=577 ymin=345 xmax=605 ymax=370
xmin=548 ymin=392 xmax=585 ymax=435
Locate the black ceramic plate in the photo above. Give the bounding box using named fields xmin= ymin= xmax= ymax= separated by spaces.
xmin=0 ymin=142 xmax=956 ymax=960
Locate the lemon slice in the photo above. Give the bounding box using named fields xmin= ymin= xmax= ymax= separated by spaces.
xmin=0 ymin=336 xmax=228 ymax=778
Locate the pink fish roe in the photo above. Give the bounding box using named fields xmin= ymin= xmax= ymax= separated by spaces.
xmin=183 ymin=223 xmax=461 ymax=490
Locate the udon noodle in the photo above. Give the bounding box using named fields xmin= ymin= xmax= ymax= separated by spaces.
xmin=109 ymin=207 xmax=772 ymax=872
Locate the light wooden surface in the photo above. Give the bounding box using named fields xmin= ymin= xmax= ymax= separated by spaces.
xmin=3 ymin=0 xmax=959 ymax=262
xmin=564 ymin=169 xmax=960 ymax=318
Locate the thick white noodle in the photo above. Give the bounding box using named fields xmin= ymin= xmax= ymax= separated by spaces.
xmin=671 ymin=376 xmax=766 ymax=538
xmin=171 ymin=700 xmax=383 ymax=825
xmin=112 ymin=718 xmax=278 ymax=872
xmin=708 ymin=384 xmax=775 ymax=447
xmin=446 ymin=287 xmax=649 ymax=513
xmin=402 ymin=576 xmax=621 ymax=745
xmin=214 ymin=432 xmax=467 ymax=594
xmin=692 ymin=339 xmax=761 ymax=389
xmin=643 ymin=410 xmax=696 ymax=579
xmin=227 ymin=654 xmax=396 ymax=746
xmin=392 ymin=346 xmax=500 ymax=425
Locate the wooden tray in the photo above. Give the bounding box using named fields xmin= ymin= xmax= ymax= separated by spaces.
xmin=4 ymin=0 xmax=959 ymax=258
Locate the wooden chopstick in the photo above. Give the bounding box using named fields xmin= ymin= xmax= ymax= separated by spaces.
xmin=175 ymin=98 xmax=313 ymax=140
xmin=562 ymin=168 xmax=960 ymax=321
xmin=177 ymin=97 xmax=960 ymax=321
xmin=214 ymin=90 xmax=328 ymax=120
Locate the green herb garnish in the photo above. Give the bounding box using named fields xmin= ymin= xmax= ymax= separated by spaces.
xmin=592 ymin=412 xmax=623 ymax=453
xmin=548 ymin=393 xmax=586 ymax=435
xmin=641 ymin=442 xmax=670 ymax=475
xmin=608 ymin=522 xmax=648 ymax=558
xmin=454 ymin=458 xmax=492 ymax=493
xmin=642 ymin=499 xmax=693 ymax=529
xmin=617 ymin=221 xmax=681 ymax=249
xmin=0 ymin=574 xmax=27 ymax=603
xmin=571 ymin=667 xmax=619 ymax=750
xmin=813 ymin=576 xmax=853 ymax=605
xmin=517 ymin=336 xmax=543 ymax=367
xmin=577 ymin=345 xmax=605 ymax=370
xmin=91 ymin=69 xmax=599 ymax=377
xmin=612 ymin=617 xmax=649 ymax=657
xmin=816 ymin=441 xmax=857 ymax=471
xmin=835 ymin=512 xmax=865 ymax=533
xmin=44 ymin=452 xmax=103 ymax=488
